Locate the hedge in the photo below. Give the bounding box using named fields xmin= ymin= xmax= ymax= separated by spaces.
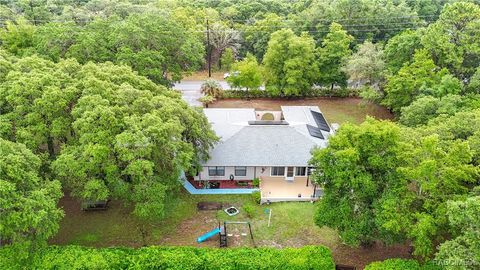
xmin=0 ymin=245 xmax=335 ymax=270
xmin=364 ymin=259 xmax=442 ymax=270
xmin=222 ymin=88 xmax=359 ymax=99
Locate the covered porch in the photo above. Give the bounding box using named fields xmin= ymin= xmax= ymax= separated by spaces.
xmin=259 ymin=176 xmax=320 ymax=203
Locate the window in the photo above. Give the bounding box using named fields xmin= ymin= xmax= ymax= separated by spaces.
xmin=307 ymin=167 xmax=315 ymax=176
xmin=295 ymin=167 xmax=306 ymax=176
xmin=235 ymin=166 xmax=247 ymax=176
xmin=271 ymin=167 xmax=285 ymax=176
xmin=208 ymin=166 xmax=225 ymax=176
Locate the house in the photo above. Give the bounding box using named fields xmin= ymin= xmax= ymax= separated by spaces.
xmin=187 ymin=106 xmax=336 ymax=203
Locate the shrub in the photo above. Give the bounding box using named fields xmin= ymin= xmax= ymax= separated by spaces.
xmin=198 ymin=95 xmax=216 ymax=108
xmin=243 ymin=203 xmax=256 ymax=218
xmin=252 ymin=177 xmax=260 ymax=187
xmin=365 ymin=259 xmax=441 ymax=270
xmin=251 ymin=191 xmax=261 ymax=204
xmin=200 ymin=79 xmax=224 ymax=98
xmin=0 ymin=245 xmax=336 ymax=270
xmin=221 ymin=87 xmax=359 ymax=99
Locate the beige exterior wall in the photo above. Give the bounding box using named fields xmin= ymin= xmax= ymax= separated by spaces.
xmin=194 ymin=166 xmax=320 ymax=202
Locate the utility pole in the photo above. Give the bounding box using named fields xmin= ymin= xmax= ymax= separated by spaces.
xmin=206 ymin=19 xmax=212 ymax=78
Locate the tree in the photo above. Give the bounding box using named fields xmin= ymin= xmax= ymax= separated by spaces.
xmin=377 ymin=134 xmax=478 ymax=258
xmin=33 ymin=22 xmax=78 ymax=62
xmin=311 ymin=117 xmax=479 ymax=258
xmin=316 ymin=23 xmax=353 ymax=89
xmin=297 ymin=0 xmax=419 ymax=42
xmin=0 ymin=53 xmax=218 ymax=223
xmin=0 ymin=18 xmax=36 ymax=56
xmin=467 ymin=67 xmax=480 ymax=94
xmin=435 ymin=196 xmax=480 ymax=270
xmin=200 ymin=79 xmax=224 ymax=98
xmin=0 ymin=138 xmax=63 ymax=262
xmin=220 ymin=48 xmax=234 ymax=71
xmin=399 ymin=95 xmax=477 ymax=127
xmin=243 ymin=13 xmax=284 ymax=61
xmin=263 ymin=29 xmax=318 ymax=96
xmin=227 ymin=53 xmax=263 ymax=92
xmin=0 ymin=54 xmax=79 ymax=161
xmin=311 ymin=119 xmax=402 ymax=246
xmin=342 ymin=41 xmax=385 ymax=87
xmin=198 ymin=95 xmax=216 ymax=108
xmin=110 ymin=13 xmax=205 ymax=85
xmin=384 ymin=30 xmax=422 ymax=74
xmin=50 ymin=61 xmax=217 ymax=220
xmin=208 ymin=23 xmax=241 ymax=70
xmin=383 ymin=49 xmax=459 ymax=113
xmin=421 ymin=2 xmax=480 ymax=80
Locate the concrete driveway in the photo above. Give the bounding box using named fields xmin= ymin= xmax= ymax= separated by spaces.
xmin=173 ymin=80 xmax=231 ymax=107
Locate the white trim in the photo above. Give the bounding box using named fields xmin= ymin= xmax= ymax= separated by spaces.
xmin=234 ymin=166 xmax=247 ymax=176
xmin=295 ymin=166 xmax=307 ymax=176
xmin=270 ymin=166 xmax=286 ymax=177
xmin=285 ymin=166 xmax=295 ymax=180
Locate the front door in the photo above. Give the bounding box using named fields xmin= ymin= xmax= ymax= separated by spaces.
xmin=286 ymin=167 xmax=294 ymax=181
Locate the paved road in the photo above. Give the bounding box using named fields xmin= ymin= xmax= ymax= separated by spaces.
xmin=173 ymin=80 xmax=231 ymax=107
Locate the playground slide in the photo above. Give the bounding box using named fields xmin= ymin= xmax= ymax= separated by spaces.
xmin=197 ymin=227 xmax=221 ymax=243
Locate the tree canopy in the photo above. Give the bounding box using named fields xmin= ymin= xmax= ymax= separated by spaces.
xmin=0 ymin=138 xmax=63 ymax=262
xmin=0 ymin=52 xmax=217 ymax=222
xmin=263 ymin=29 xmax=318 ymax=96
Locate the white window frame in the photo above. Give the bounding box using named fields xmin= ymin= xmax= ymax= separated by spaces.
xmin=270 ymin=166 xmax=285 ymax=176
xmin=295 ymin=167 xmax=307 ymax=176
xmin=234 ymin=166 xmax=247 ymax=176
xmin=286 ymin=166 xmax=295 ymax=180
xmin=208 ymin=166 xmax=225 ymax=176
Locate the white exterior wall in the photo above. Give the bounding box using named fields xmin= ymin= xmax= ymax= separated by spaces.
xmin=194 ymin=166 xmax=255 ymax=181
xmin=193 ymin=166 xmax=310 ymax=181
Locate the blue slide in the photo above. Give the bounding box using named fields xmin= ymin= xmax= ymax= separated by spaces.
xmin=197 ymin=227 xmax=221 ymax=243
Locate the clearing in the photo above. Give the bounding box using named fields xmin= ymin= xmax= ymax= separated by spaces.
xmin=210 ymin=97 xmax=393 ymax=124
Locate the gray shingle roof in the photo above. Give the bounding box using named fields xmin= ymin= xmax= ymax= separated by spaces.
xmin=202 ymin=106 xmax=333 ymax=167
xmin=204 ymin=125 xmax=323 ymax=166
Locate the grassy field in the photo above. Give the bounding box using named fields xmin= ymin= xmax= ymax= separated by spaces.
xmin=211 ymin=97 xmax=394 ymax=124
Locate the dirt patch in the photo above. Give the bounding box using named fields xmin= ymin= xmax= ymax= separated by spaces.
xmin=211 ymin=97 xmax=394 ymax=124
xmin=197 ymin=202 xmax=223 ymax=211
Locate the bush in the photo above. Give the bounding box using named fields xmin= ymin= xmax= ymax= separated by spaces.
xmin=243 ymin=203 xmax=256 ymax=218
xmin=252 ymin=177 xmax=260 ymax=187
xmin=0 ymin=245 xmax=335 ymax=270
xmin=221 ymin=87 xmax=359 ymax=99
xmin=365 ymin=259 xmax=441 ymax=270
xmin=251 ymin=191 xmax=261 ymax=204
xmin=200 ymin=79 xmax=224 ymax=98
